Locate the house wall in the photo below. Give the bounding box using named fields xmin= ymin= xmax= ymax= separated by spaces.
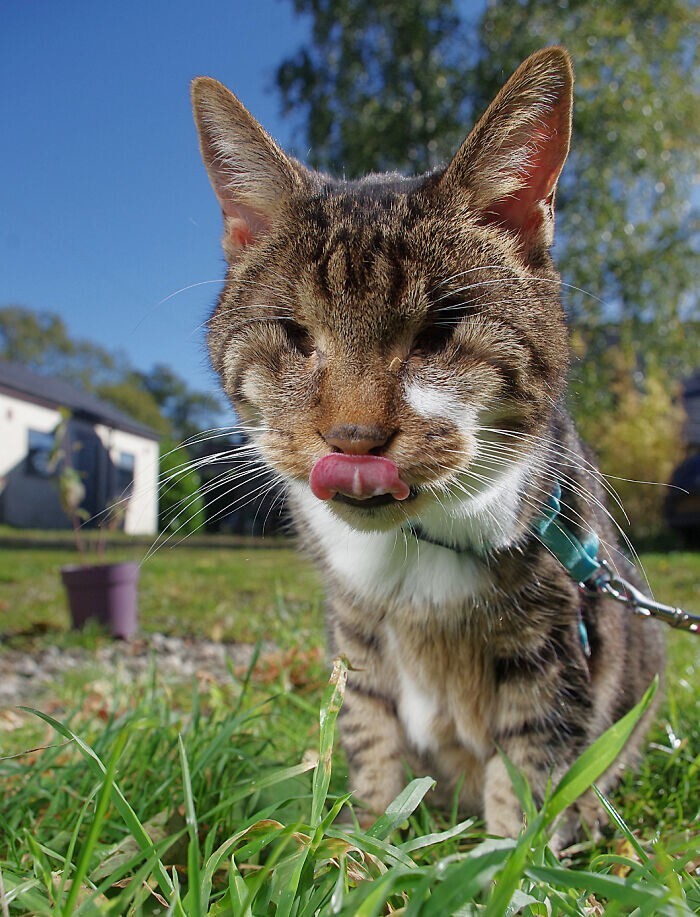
xmin=0 ymin=393 xmax=68 ymax=528
xmin=0 ymin=392 xmax=159 ymax=535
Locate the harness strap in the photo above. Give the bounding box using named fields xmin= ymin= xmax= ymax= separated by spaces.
xmin=530 ymin=483 xmax=602 ymax=583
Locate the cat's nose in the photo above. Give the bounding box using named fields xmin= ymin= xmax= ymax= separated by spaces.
xmin=323 ymin=424 xmax=392 ymax=455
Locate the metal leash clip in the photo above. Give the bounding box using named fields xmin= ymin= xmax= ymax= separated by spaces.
xmin=584 ymin=560 xmax=699 ymax=635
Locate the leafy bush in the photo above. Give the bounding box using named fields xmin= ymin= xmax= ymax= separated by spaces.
xmin=574 ymin=347 xmax=685 ymax=539
xmin=158 ymin=440 xmax=206 ymax=536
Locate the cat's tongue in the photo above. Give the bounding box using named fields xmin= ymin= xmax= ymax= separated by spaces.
xmin=309 ymin=454 xmax=410 ymax=502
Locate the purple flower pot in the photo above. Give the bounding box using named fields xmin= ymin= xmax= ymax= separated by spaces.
xmin=61 ymin=562 xmax=139 ymax=639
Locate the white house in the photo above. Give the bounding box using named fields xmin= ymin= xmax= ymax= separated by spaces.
xmin=0 ymin=360 xmax=160 ymax=535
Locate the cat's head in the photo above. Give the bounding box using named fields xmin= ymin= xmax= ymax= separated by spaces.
xmin=192 ymin=48 xmax=573 ymax=535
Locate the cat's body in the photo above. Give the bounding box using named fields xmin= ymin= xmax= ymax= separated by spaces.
xmin=192 ymin=47 xmax=664 ymax=846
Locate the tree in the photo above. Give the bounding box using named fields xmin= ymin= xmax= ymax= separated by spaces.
xmin=0 ymin=305 xmax=125 ymax=389
xmin=135 ymin=364 xmax=223 ymax=444
xmin=472 ymin=0 xmax=699 ymax=376
xmin=276 ymin=0 xmax=473 ymax=175
xmin=95 ymin=378 xmax=172 ymax=438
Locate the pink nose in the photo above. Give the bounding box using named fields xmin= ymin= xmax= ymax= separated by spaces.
xmin=323 ymin=424 xmax=391 ymax=455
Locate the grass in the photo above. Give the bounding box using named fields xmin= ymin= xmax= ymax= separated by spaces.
xmin=0 ymin=538 xmax=699 ymax=913
xmin=0 ymin=539 xmax=324 ymax=646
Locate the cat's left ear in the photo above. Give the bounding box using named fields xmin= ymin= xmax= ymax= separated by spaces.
xmin=192 ymin=78 xmax=310 ymax=261
xmin=441 ymin=47 xmax=573 ymax=262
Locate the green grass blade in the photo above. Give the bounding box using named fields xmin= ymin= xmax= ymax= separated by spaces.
xmin=227 ymin=856 xmax=252 ymax=917
xmin=24 ymin=832 xmax=54 ymax=903
xmin=526 ymin=864 xmax=691 ymax=914
xmin=542 ymin=676 xmax=658 ymax=823
xmin=591 ymin=784 xmax=650 ymax=864
xmin=85 ymin=834 xmax=184 ymax=914
xmin=366 ymin=777 xmax=437 ymax=840
xmin=327 ymin=828 xmax=417 ymax=869
xmin=311 ymin=657 xmax=348 ymax=827
xmin=424 ymin=839 xmax=516 ymax=915
xmin=339 ymin=866 xmax=425 ymax=917
xmin=272 ymin=844 xmax=313 ymax=917
xmin=399 ymin=816 xmax=476 ymax=854
xmin=485 ymin=818 xmax=545 ymax=915
xmin=200 ymin=758 xmax=316 ymax=824
xmin=177 ymin=734 xmax=202 ymax=917
xmin=0 ymin=869 xmax=52 ymax=916
xmin=20 ymin=706 xmax=181 ymax=912
xmin=55 ymin=782 xmax=101 ymax=906
xmin=63 ymin=728 xmax=129 ymax=914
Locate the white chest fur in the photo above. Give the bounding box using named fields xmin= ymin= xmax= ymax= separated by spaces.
xmin=291 ymin=489 xmax=490 ymax=611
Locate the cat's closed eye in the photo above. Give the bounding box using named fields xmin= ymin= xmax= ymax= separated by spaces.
xmin=411 ymin=321 xmax=455 ymax=356
xmin=280 ymin=319 xmax=315 ymax=358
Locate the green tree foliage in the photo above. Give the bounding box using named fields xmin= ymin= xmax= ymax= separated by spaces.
xmin=134 ymin=363 xmax=222 ymax=445
xmin=158 ymin=440 xmax=206 ymax=536
xmin=472 ymin=0 xmax=699 ymax=377
xmin=575 ymin=350 xmax=686 ymax=537
xmin=95 ymin=378 xmax=172 ymax=438
xmin=0 ymin=305 xmax=126 ymax=389
xmin=277 ymin=0 xmax=473 ymax=174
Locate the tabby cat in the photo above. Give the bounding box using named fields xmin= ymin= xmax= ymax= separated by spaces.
xmin=191 ymin=47 xmax=664 ymax=848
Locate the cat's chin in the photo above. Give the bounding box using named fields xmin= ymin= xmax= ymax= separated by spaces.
xmin=322 ymin=490 xmax=426 ymax=533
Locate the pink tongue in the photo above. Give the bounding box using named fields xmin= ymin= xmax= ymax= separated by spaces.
xmin=309 ymin=454 xmax=410 ymax=502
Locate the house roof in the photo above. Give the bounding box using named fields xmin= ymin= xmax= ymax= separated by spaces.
xmin=0 ymin=359 xmax=160 ymax=441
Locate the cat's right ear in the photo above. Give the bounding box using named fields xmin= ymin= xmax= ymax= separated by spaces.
xmin=191 ymin=78 xmax=308 ymax=261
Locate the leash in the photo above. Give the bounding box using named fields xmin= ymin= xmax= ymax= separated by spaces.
xmin=410 ymin=483 xmax=700 ymax=636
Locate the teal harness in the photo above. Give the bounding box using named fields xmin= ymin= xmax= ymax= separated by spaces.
xmin=530 ymin=483 xmax=601 ymax=583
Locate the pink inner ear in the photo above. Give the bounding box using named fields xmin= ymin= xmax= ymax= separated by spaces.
xmin=485 ymin=113 xmax=568 ymax=242
xmin=222 ymin=201 xmax=271 ymax=253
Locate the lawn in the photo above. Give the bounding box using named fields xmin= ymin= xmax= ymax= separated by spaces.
xmin=0 ymin=538 xmax=698 ymax=913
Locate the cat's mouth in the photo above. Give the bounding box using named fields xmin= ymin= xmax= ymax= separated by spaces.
xmin=332 ymin=489 xmax=419 ymax=509
xmin=309 ymin=453 xmax=412 ymax=507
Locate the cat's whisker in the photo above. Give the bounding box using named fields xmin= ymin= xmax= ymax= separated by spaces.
xmin=165 ymin=480 xmax=280 ymax=548
xmin=200 ymin=475 xmax=285 ymax=544
xmin=259 ymin=481 xmax=290 ymax=535
xmin=432 ymin=271 xmax=608 ymax=311
xmin=145 ymin=460 xmax=273 ymax=558
xmin=470 ymin=441 xmax=633 ymax=546
xmin=476 ymin=427 xmax=631 ymax=519
xmin=429 ymin=264 xmax=516 ymax=297
xmin=447 ymin=440 xmax=650 ymax=588
xmin=155 ymin=279 xmax=225 ymax=307
xmin=144 ymin=469 xmax=281 ymax=563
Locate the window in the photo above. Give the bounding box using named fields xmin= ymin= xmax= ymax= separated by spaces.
xmin=26 ymin=429 xmax=55 ymax=478
xmin=115 ymin=452 xmax=135 ymax=495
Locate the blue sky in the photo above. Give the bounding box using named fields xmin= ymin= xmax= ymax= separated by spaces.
xmin=1 ymin=1 xmax=315 ymax=400
xmin=0 ymin=0 xmax=485 ymax=406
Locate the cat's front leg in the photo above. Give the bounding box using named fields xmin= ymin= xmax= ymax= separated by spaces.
xmin=327 ymin=604 xmax=406 ymax=818
xmin=484 ymin=644 xmax=593 ymax=845
xmin=339 ymin=673 xmax=406 ymax=818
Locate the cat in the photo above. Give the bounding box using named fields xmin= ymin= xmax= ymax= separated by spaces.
xmin=191 ymin=46 xmax=664 ymax=849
